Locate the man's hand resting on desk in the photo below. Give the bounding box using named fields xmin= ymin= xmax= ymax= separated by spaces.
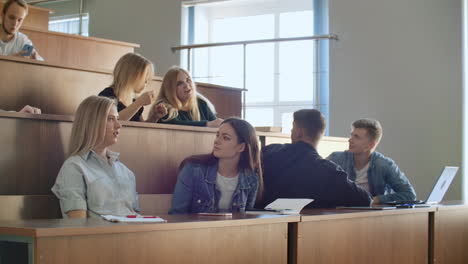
xmin=19 ymin=105 xmax=41 ymax=114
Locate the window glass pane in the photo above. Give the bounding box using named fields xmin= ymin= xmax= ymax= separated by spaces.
xmin=246 ymin=43 xmax=274 ymax=103
xmin=209 ymin=46 xmax=244 ymax=87
xmin=213 ymin=14 xmax=274 ymax=42
xmin=49 ymin=15 xmax=89 ymax=36
xmin=279 ymin=11 xmax=314 ymax=38
xmin=281 ymin=112 xmax=294 ymax=134
xmin=245 ymin=108 xmax=273 ymax=127
xmin=279 ymin=40 xmax=314 ymax=101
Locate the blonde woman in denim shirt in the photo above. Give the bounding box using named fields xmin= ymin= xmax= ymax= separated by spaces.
xmin=52 ymin=96 xmax=140 ymax=218
xmin=327 ymin=118 xmax=416 ymax=204
xmin=169 ymin=117 xmax=263 ymax=214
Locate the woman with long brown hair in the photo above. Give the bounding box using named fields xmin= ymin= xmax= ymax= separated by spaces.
xmin=169 ymin=117 xmax=263 ymax=214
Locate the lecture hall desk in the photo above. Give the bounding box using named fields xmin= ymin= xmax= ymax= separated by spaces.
xmin=432 ymin=202 xmax=468 ymax=264
xmin=291 ymin=207 xmax=436 ymax=264
xmin=0 ymin=213 xmax=299 ymax=264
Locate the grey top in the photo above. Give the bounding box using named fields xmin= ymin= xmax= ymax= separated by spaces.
xmin=216 ymin=172 xmax=239 ymax=211
xmin=52 ymin=150 xmax=140 ymax=218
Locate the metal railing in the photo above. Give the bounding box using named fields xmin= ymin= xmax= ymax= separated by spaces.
xmin=172 ymin=34 xmax=338 ymax=118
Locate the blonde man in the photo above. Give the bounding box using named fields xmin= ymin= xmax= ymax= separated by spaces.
xmin=328 ymin=118 xmax=416 ymax=204
xmin=52 ymin=96 xmax=140 ymax=218
xmin=0 ymin=0 xmax=43 ymax=60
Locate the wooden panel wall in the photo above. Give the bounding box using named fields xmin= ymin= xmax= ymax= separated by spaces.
xmin=0 ymin=113 xmax=215 ymax=195
xmin=0 ymin=113 xmax=347 ymax=196
xmin=433 ymin=206 xmax=468 ymax=263
xmin=22 ymin=27 xmax=138 ymax=71
xmin=196 ymin=83 xmax=243 ymax=119
xmin=0 ymin=2 xmax=50 ymax=31
xmin=0 ymin=57 xmax=242 ymax=119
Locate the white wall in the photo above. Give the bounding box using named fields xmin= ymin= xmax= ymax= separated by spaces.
xmin=84 ymin=0 xmax=183 ymax=76
xmin=36 ymin=0 xmax=183 ymax=75
xmin=328 ymin=0 xmax=463 ymax=200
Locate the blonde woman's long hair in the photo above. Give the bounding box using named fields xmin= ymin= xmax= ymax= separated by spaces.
xmin=154 ymin=66 xmax=206 ymax=122
xmin=111 ymin=53 xmax=154 ymax=106
xmin=68 ymin=96 xmax=116 ymax=157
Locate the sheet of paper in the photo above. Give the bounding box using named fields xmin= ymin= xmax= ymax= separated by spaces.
xmin=264 ymin=198 xmax=314 ymax=214
xmin=101 ymin=215 xmax=166 ymax=223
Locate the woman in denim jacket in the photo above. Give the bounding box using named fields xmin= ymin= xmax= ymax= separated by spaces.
xmin=169 ymin=118 xmax=263 ymax=214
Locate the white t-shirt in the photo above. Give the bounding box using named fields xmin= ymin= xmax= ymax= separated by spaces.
xmin=354 ymin=162 xmax=370 ymax=192
xmin=216 ymin=172 xmax=239 ymax=211
xmin=0 ymin=31 xmax=43 ymax=60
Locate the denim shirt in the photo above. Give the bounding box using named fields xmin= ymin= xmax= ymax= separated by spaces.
xmin=169 ymin=161 xmax=259 ymax=214
xmin=327 ymin=151 xmax=416 ymax=203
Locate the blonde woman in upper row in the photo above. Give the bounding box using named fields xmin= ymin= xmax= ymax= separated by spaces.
xmin=99 ymin=53 xmax=167 ymax=122
xmin=151 ymin=66 xmax=223 ymax=128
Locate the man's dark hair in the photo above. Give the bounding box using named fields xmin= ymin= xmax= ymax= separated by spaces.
xmin=293 ymin=109 xmax=326 ymax=139
xmin=352 ymin=118 xmax=383 ymax=143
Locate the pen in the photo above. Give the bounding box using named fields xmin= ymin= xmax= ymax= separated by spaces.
xmin=126 ymin=215 xmax=158 ymax=218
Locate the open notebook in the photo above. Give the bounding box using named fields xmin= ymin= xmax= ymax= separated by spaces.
xmin=101 ymin=215 xmax=166 ymax=223
xmin=247 ymin=198 xmax=314 ymax=215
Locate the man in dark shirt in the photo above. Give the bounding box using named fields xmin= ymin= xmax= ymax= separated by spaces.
xmin=260 ymin=109 xmax=372 ymax=208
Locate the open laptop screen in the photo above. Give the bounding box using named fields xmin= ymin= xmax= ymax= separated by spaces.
xmin=425 ymin=166 xmax=459 ymax=204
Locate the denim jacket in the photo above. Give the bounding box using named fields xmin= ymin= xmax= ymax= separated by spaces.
xmin=327 ymin=151 xmax=416 ymax=203
xmin=169 ymin=161 xmax=259 ymax=214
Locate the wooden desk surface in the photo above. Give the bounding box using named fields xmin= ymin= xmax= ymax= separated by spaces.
xmin=0 ymin=213 xmax=300 ymax=238
xmin=0 ymin=214 xmax=298 ymax=264
xmin=435 ymin=200 xmax=468 ymax=211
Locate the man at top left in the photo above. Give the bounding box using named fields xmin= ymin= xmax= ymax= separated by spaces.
xmin=0 ymin=0 xmax=43 ymax=60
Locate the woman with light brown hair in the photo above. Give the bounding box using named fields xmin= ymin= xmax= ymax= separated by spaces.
xmin=170 ymin=117 xmax=263 ymax=214
xmin=151 ymin=66 xmax=223 ymax=127
xmin=99 ymin=52 xmax=166 ymax=122
xmin=52 ymin=96 xmax=140 ymax=218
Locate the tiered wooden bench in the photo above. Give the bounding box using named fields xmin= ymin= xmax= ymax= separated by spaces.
xmin=0 ymin=56 xmax=242 ymax=118
xmin=0 ymin=111 xmax=347 ymax=218
xmin=22 ymin=26 xmax=139 ymax=71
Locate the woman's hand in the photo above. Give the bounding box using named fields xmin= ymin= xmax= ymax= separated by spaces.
xmin=135 ymin=91 xmax=156 ymax=106
xmin=148 ymin=103 xmax=168 ymax=122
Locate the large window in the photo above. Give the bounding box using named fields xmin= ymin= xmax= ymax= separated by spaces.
xmin=182 ymin=0 xmax=316 ymax=132
xmin=49 ymin=14 xmax=89 ymax=36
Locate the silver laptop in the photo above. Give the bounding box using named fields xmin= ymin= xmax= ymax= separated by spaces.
xmin=423 ymin=166 xmax=459 ymax=204
xmin=386 ymin=166 xmax=459 ymax=206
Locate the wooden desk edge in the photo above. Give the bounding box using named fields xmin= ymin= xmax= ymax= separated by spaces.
xmin=300 ymin=207 xmax=436 ymax=222
xmin=0 ymin=112 xmax=318 ymax=137
xmin=21 ymin=26 xmax=140 ymax=48
xmin=0 ymin=215 xmax=300 ymax=238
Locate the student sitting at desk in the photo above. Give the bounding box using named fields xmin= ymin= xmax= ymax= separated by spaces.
xmin=0 ymin=0 xmax=43 ymax=60
xmin=151 ymin=66 xmax=223 ymax=127
xmin=260 ymin=109 xmax=372 ymax=208
xmin=169 ymin=118 xmax=262 ymax=214
xmin=52 ymin=96 xmax=140 ymax=218
xmin=99 ymin=53 xmax=166 ymax=122
xmin=327 ymin=118 xmax=416 ymax=204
